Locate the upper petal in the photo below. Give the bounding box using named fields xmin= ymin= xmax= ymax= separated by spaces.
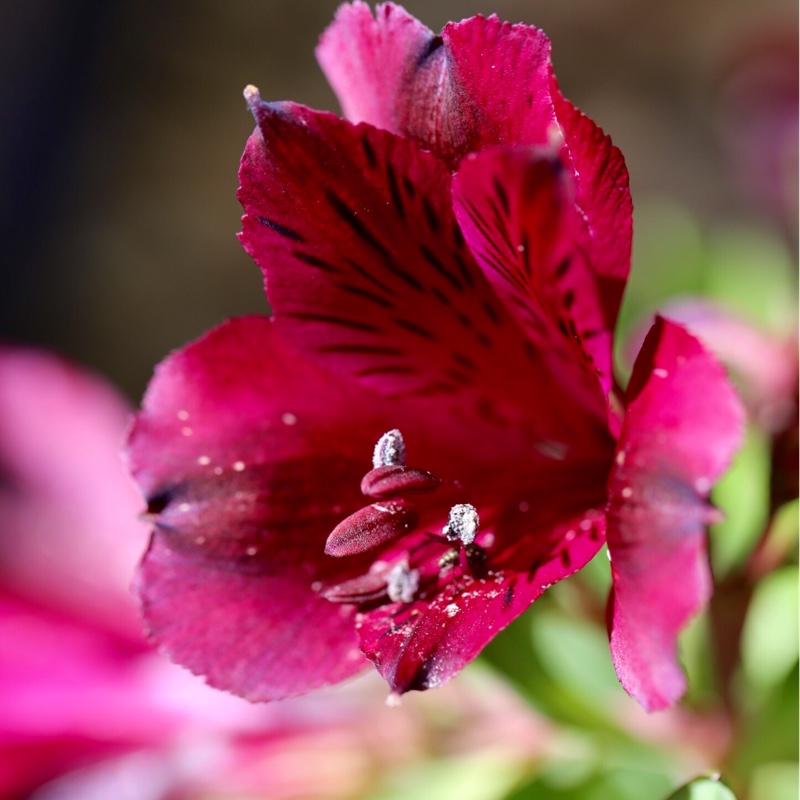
xmin=238 ymin=98 xmax=610 ymax=458
xmin=317 ymin=5 xmax=555 ymax=166
xmin=606 ymin=318 xmax=745 ymax=710
xmin=128 ymin=316 xmax=396 ymax=699
xmin=452 ymin=147 xmax=614 ymax=401
xmin=317 ymin=5 xmax=632 ymax=328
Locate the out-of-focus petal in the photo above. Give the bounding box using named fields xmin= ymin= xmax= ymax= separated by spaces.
xmin=128 ymin=316 xmax=397 ymax=699
xmin=0 ymin=347 xmax=148 ymax=640
xmin=607 ymin=318 xmax=745 ymax=710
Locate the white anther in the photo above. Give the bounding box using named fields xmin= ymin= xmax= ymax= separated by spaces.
xmin=386 ymin=561 xmax=419 ymax=603
xmin=372 ymin=429 xmax=406 ymax=468
xmin=443 ymin=503 xmax=479 ymax=546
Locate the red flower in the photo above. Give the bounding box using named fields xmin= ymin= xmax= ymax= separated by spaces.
xmin=128 ymin=4 xmax=743 ymax=711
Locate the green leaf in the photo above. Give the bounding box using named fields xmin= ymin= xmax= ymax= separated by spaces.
xmin=663 ymin=774 xmax=738 ymax=800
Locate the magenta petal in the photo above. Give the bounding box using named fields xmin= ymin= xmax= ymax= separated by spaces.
xmin=317 ymin=6 xmax=555 ymax=166
xmin=358 ymin=572 xmax=546 ymax=694
xmin=238 ymin=97 xmax=605 ymax=450
xmin=452 ymin=147 xmax=614 ymax=399
xmin=551 ymin=89 xmax=632 ymax=329
xmin=607 ymin=318 xmax=745 ymax=710
xmin=316 ymin=2 xmax=435 ymax=134
xmin=137 ymin=536 xmax=365 ymax=701
xmin=127 ymin=316 xmax=396 ymax=699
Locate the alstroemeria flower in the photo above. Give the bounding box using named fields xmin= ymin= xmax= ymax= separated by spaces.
xmin=128 ymin=3 xmax=744 ymax=712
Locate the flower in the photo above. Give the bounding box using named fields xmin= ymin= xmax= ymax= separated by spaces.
xmin=128 ymin=3 xmax=743 ymax=712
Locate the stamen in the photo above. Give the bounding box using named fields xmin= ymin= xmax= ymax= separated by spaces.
xmin=385 ymin=561 xmax=420 ymax=603
xmin=442 ymin=503 xmax=479 ymax=546
xmin=372 ymin=429 xmax=406 ymax=468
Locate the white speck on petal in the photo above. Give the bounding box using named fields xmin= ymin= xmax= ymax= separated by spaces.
xmin=177 ymin=410 xmax=189 ymax=421
xmin=197 ymin=455 xmax=211 ymax=466
xmin=695 ymin=477 xmax=711 ymax=493
xmin=445 ymin=603 xmax=459 ymax=617
xmin=245 ymin=546 xmax=258 ymax=556
xmin=178 ymin=502 xmax=190 ymax=513
xmin=621 ymin=487 xmax=633 ymax=499
xmin=213 ymin=466 xmax=223 ymax=475
xmin=386 ymin=692 xmax=402 ymax=707
xmin=653 ymin=368 xmax=669 ymax=378
xmin=233 ymin=461 xmax=246 ymax=472
xmin=181 ymin=427 xmax=193 ymax=437
xmin=518 ymin=501 xmax=530 ymax=513
xmin=443 ymin=503 xmax=479 ymax=546
xmin=281 ymin=412 xmax=297 ymax=426
xmin=616 ymin=450 xmax=626 ymax=466
xmin=516 ymin=243 xmax=525 ymax=252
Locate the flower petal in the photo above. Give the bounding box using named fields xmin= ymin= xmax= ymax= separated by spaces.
xmin=238 ymin=98 xmax=608 ymax=451
xmin=0 ymin=347 xmax=148 ymax=641
xmin=317 ymin=5 xmax=555 ymax=167
xmin=357 ymin=507 xmax=605 ymax=696
xmin=606 ymin=318 xmax=745 ymax=710
xmin=137 ymin=536 xmax=366 ymax=701
xmin=452 ymin=147 xmax=614 ymax=399
xmin=550 ymin=88 xmax=632 ymax=330
xmin=318 ymin=5 xmax=632 ymax=324
xmin=127 ymin=316 xmax=396 ymax=699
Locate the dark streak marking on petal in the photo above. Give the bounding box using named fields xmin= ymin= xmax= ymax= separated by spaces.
xmin=452 ymin=219 xmax=465 ymax=249
xmin=453 ymin=252 xmax=474 ymax=287
xmin=256 ymin=216 xmax=305 ymax=242
xmin=344 ymin=257 xmax=393 ymax=295
xmin=402 ymin=176 xmax=416 ymax=198
xmin=446 ymin=369 xmax=473 ymax=386
xmin=284 ymin=312 xmax=381 ymax=333
xmin=555 ymin=256 xmax=571 ymax=278
xmin=418 ymin=244 xmax=462 ymax=291
xmin=325 ymin=190 xmax=391 ymax=259
xmin=421 ymin=197 xmax=441 ymax=233
xmin=385 ymin=161 xmax=405 ymax=220
xmin=456 ymin=312 xmax=472 ymax=330
xmin=562 ymin=290 xmax=575 ymax=309
xmin=317 ymin=343 xmax=405 ymax=356
xmin=356 ymin=364 xmax=418 ymax=377
xmin=394 ymin=318 xmax=436 ymax=341
xmin=361 ymin=136 xmax=377 ymax=169
xmin=560 ymin=550 xmax=571 ymax=568
xmin=293 ymin=251 xmax=341 ymax=273
xmin=482 ymin=300 xmax=501 ymax=326
xmin=336 ymin=282 xmax=395 ymax=309
xmin=452 ymin=352 xmax=477 ymax=371
xmin=477 ymin=332 xmax=492 ymax=348
xmin=493 ymin=177 xmax=510 ymax=216
xmin=432 ymin=287 xmax=450 ymax=306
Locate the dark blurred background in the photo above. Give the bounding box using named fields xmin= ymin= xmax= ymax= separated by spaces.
xmin=1 ymin=0 xmax=796 ymax=400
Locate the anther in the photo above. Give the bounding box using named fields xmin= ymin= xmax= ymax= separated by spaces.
xmin=373 ymin=429 xmax=406 ymax=468
xmin=442 ymin=503 xmax=479 ymax=546
xmin=386 ymin=561 xmax=420 ymax=603
xmin=325 ymin=500 xmax=417 ymax=557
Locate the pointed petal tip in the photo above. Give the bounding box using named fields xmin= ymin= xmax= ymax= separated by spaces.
xmin=243 ymin=84 xmax=261 ymax=106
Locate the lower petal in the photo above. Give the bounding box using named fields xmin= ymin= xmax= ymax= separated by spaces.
xmin=607 ymin=318 xmax=745 ymax=710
